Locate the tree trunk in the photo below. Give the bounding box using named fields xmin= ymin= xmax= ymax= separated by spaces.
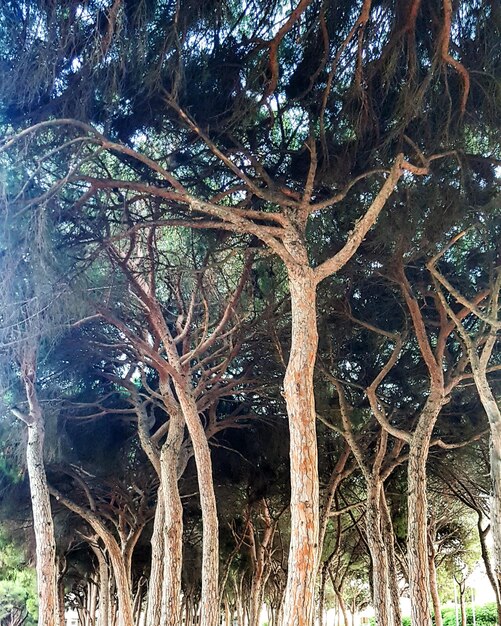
xmin=365 ymin=482 xmax=394 ymax=626
xmin=175 ymin=387 xmax=219 ymax=626
xmin=407 ymin=439 xmax=432 ymax=626
xmin=490 ymin=422 xmax=501 ymax=597
xmin=146 ymin=494 xmax=164 ymax=626
xmin=465 ymin=356 xmax=501 ymax=601
xmin=407 ymin=392 xmax=443 ymax=626
xmin=19 ymin=356 xmax=59 ymax=626
xmin=458 ymin=582 xmax=467 ymax=626
xmin=333 ymin=587 xmax=349 ymax=626
xmin=50 ymin=488 xmax=135 ymax=626
xmin=477 ymin=515 xmax=501 ymax=624
xmin=428 ymin=556 xmax=442 ymax=626
xmin=160 ymin=410 xmax=185 ymax=626
xmin=407 ymin=439 xmax=433 ymax=626
xmin=318 ymin=567 xmax=327 ymax=626
xmin=280 ymin=269 xmax=319 ymax=626
xmin=95 ymin=548 xmax=110 ymax=626
xmin=380 ymin=490 xmax=402 ymax=626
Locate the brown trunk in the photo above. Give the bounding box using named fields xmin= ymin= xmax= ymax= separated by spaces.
xmin=407 ymin=390 xmax=444 ymax=626
xmin=280 ymin=270 xmax=319 ymax=626
xmin=146 ymin=494 xmax=164 ymax=626
xmin=459 ymin=582 xmax=467 ymax=626
xmin=365 ymin=482 xmax=394 ymax=626
xmin=95 ymin=548 xmax=110 ymax=626
xmin=407 ymin=438 xmax=433 ymax=626
xmin=318 ymin=446 xmax=351 ymax=559
xmin=18 ymin=355 xmax=58 ymax=626
xmin=380 ymin=490 xmax=402 ymax=626
xmin=160 ymin=410 xmax=185 ymax=626
xmin=427 ymin=524 xmax=443 ymax=626
xmin=333 ymin=587 xmax=349 ymax=626
xmin=318 ymin=567 xmax=327 ymax=626
xmin=489 ymin=422 xmax=501 ymax=596
xmin=477 ymin=516 xmax=501 ymax=623
xmin=175 ymin=387 xmax=219 ymax=626
xmin=50 ymin=488 xmax=135 ymax=626
xmin=428 ymin=553 xmax=443 ymax=626
xmin=471 ymin=367 xmax=501 ymax=597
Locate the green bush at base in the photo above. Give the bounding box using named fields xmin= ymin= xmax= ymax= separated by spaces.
xmin=369 ymin=602 xmax=498 ymax=625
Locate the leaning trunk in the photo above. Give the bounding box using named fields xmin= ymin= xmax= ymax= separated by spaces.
xmin=280 ymin=269 xmax=319 ymax=626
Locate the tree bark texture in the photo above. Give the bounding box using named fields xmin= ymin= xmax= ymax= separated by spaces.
xmin=279 ymin=270 xmax=319 ymax=626
xmin=175 ymin=386 xmax=219 ymax=626
xmin=407 ymin=395 xmax=442 ymax=626
xmin=159 ymin=411 xmax=185 ymax=626
xmin=365 ymin=481 xmax=395 ymax=626
xmin=146 ymin=494 xmax=164 ymax=626
xmin=20 ymin=357 xmax=59 ymax=626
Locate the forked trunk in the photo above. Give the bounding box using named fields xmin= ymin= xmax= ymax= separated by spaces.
xmin=280 ymin=269 xmax=319 ymax=626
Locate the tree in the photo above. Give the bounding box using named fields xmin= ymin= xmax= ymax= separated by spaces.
xmin=1 ymin=2 xmax=499 ymax=625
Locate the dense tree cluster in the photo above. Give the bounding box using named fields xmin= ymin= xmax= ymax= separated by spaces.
xmin=0 ymin=1 xmax=499 ymax=626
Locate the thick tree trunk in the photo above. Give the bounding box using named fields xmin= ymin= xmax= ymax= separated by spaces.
xmin=249 ymin=570 xmax=264 ymax=626
xmin=160 ymin=411 xmax=185 ymax=626
xmin=408 ymin=439 xmax=432 ymax=626
xmin=407 ymin=438 xmax=433 ymax=626
xmin=365 ymin=482 xmax=394 ymax=626
xmin=19 ymin=357 xmax=59 ymax=626
xmin=176 ymin=387 xmax=219 ymax=626
xmin=280 ymin=269 xmax=319 ymax=626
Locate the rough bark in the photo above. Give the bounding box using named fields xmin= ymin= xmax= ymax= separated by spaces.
xmin=279 ymin=269 xmax=319 ymax=626
xmin=365 ymin=481 xmax=394 ymax=626
xmin=407 ymin=395 xmax=442 ymax=626
xmin=428 ymin=552 xmax=443 ymax=626
xmin=17 ymin=354 xmax=59 ymax=626
xmin=175 ymin=387 xmax=219 ymax=626
xmin=146 ymin=494 xmax=164 ymax=626
xmin=88 ymin=542 xmax=110 ymax=626
xmin=380 ymin=489 xmax=402 ymax=626
xmin=159 ymin=410 xmax=185 ymax=626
